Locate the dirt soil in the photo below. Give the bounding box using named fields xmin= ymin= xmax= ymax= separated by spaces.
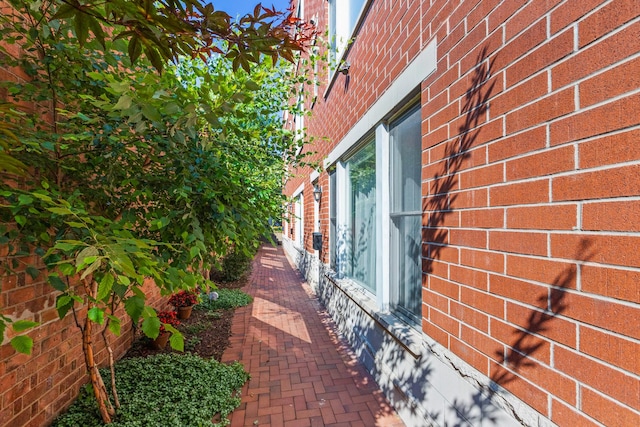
xmin=124 ymin=273 xmax=249 ymax=361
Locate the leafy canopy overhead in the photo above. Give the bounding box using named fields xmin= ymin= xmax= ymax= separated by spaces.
xmin=45 ymin=0 xmax=313 ymax=71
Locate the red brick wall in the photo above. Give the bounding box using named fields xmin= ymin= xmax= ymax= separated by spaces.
xmin=286 ymin=0 xmax=640 ymax=425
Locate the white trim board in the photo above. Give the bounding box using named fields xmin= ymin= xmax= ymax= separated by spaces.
xmin=324 ymin=38 xmax=437 ymax=168
xmin=292 ymin=183 xmax=305 ymax=198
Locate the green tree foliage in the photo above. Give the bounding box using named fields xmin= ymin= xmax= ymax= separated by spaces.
xmin=0 ymin=0 xmax=314 ymax=422
xmin=19 ymin=0 xmax=312 ymax=72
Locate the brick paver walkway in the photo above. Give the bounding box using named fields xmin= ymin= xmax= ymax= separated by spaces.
xmin=222 ymin=245 xmax=405 ymax=427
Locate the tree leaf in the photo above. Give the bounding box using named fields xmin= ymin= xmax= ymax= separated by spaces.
xmin=47 ymin=207 xmax=73 ymax=215
xmin=48 ymin=275 xmax=67 ymax=291
xmin=128 ymin=35 xmax=143 ymax=65
xmin=96 ymin=274 xmax=114 ymax=301
xmin=87 ymin=307 xmax=104 ymax=324
xmin=245 ymin=80 xmax=260 ymax=91
xmin=141 ymin=104 xmax=162 ymax=122
xmin=58 ymin=262 xmax=76 ymax=275
xmin=80 ymin=258 xmax=102 ymax=280
xmin=74 ymin=12 xmax=89 ymax=47
xmin=18 ymin=194 xmax=33 ymax=205
xmin=124 ymin=296 xmax=145 ymax=322
xmin=87 ymin=15 xmax=106 ymax=48
xmin=14 ymin=215 xmax=26 ymax=226
xmin=113 ymin=94 xmax=132 ymax=110
xmin=56 ymin=294 xmax=73 ymax=319
xmin=142 ymin=316 xmax=160 ymax=339
xmin=107 ymin=316 xmax=121 ymax=336
xmin=51 ymin=3 xmax=76 ymax=19
xmin=169 ymin=331 xmax=184 ymax=351
xmin=12 ymin=320 xmax=38 ymax=332
xmin=189 ymin=246 xmax=200 ymax=259
xmin=25 ymin=266 xmax=40 ymax=279
xmin=10 ymin=335 xmax=34 ymax=355
xmin=76 ymin=246 xmax=99 ymax=268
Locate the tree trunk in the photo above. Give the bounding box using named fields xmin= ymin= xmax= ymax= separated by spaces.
xmin=82 ymin=280 xmax=115 ymax=423
xmin=102 ymin=321 xmax=121 ymax=409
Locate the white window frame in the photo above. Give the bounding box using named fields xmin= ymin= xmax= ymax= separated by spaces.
xmin=297 ymin=0 xmax=304 ymax=20
xmin=388 ymin=105 xmax=423 ymax=324
xmin=329 ymin=168 xmax=337 ymax=269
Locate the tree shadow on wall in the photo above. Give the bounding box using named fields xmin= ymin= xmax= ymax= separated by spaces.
xmin=326 ymin=47 xmax=500 ymax=425
xmin=423 ymin=45 xmax=496 ymax=274
xmin=450 ymin=239 xmax=594 ymax=426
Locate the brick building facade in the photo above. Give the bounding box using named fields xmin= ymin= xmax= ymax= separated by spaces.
xmin=283 ymin=1 xmax=640 ymax=425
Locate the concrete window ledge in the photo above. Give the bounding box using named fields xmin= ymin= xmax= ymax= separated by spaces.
xmin=324 ymin=272 xmax=423 ymax=358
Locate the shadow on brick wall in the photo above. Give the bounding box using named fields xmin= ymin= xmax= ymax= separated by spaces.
xmin=423 ymin=45 xmax=496 ymax=274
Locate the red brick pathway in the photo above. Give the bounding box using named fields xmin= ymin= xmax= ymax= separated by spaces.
xmin=222 ymin=245 xmax=405 ymax=427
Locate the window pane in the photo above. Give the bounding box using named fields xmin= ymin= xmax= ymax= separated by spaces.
xmin=329 ymin=0 xmax=366 ymax=68
xmin=345 ymin=141 xmax=376 ymax=293
xmin=348 ymin=0 xmax=366 ymax=34
xmin=328 ymin=0 xmax=336 ymax=67
xmin=390 ymin=107 xmax=422 ymax=322
xmin=391 ymin=214 xmax=422 ymax=320
xmin=391 ymin=107 xmax=421 ymax=213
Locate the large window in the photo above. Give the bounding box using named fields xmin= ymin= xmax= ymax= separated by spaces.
xmin=328 ymin=0 xmax=367 ymax=70
xmin=389 ymin=107 xmax=423 ymax=322
xmin=344 ymin=141 xmax=376 ymax=293
xmin=329 ymin=102 xmax=423 ymax=326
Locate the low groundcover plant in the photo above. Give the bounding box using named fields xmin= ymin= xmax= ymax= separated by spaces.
xmin=196 ymin=288 xmax=253 ymax=311
xmin=52 ymin=353 xmax=249 ymax=427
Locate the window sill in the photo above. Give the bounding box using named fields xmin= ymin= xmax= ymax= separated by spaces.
xmin=324 ymin=272 xmax=422 ymax=358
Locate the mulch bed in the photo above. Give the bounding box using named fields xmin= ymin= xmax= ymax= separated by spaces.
xmin=124 ymin=272 xmax=250 ymax=361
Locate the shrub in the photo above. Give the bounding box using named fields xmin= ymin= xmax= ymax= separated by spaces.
xmin=52 ymin=353 xmax=249 ymax=427
xmin=219 ymin=249 xmax=253 ymax=282
xmin=197 ymin=289 xmax=253 ymax=311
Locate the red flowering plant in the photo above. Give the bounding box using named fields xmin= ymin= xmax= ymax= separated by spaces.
xmin=157 ymin=310 xmax=180 ymax=333
xmin=168 ymin=290 xmax=200 ymax=308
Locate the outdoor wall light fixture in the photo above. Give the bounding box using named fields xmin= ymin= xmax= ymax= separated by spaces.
xmin=337 ymin=61 xmax=350 ymax=75
xmin=313 ymin=184 xmax=322 ymax=202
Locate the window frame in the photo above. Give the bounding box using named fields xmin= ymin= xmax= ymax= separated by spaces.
xmin=342 ymin=138 xmax=377 ymax=294
xmin=292 ymin=186 xmax=304 ymax=250
xmin=329 ymin=97 xmax=422 ymax=326
xmin=388 ymin=104 xmax=423 ymax=325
